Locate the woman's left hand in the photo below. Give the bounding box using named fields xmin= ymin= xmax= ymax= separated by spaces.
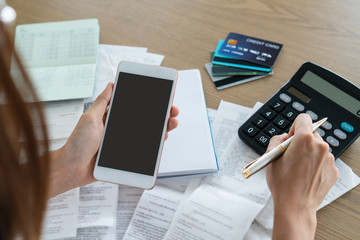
xmin=49 ymin=82 xmax=179 ymax=197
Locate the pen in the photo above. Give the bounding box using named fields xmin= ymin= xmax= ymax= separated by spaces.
xmin=242 ymin=117 xmax=328 ymax=179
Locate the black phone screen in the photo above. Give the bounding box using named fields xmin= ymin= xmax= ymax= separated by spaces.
xmin=97 ymin=72 xmax=174 ymax=176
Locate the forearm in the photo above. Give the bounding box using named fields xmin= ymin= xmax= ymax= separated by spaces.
xmin=272 ymin=206 xmax=317 ymax=240
xmin=47 ymin=148 xmax=79 ymax=198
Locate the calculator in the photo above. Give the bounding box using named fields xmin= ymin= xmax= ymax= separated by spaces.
xmin=238 ymin=62 xmax=360 ymax=159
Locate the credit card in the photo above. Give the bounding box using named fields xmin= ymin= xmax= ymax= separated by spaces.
xmin=213 ymin=41 xmax=272 ymax=72
xmin=210 ymin=51 xmax=269 ymax=76
xmin=212 ymin=64 xmax=269 ymax=76
xmin=205 ymin=63 xmax=273 ymax=90
xmin=218 ymin=32 xmax=283 ymax=68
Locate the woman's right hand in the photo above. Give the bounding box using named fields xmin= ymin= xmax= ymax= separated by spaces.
xmin=266 ymin=113 xmax=339 ymax=240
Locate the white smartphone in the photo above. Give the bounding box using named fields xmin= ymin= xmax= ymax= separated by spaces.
xmin=93 ymin=61 xmax=177 ymax=189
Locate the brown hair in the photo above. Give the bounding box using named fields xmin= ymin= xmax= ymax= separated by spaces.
xmin=0 ymin=20 xmax=49 ymax=240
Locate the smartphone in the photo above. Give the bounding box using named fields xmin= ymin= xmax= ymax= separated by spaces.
xmin=93 ymin=61 xmax=177 ymax=189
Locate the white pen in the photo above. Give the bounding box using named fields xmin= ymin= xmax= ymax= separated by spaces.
xmin=242 ymin=117 xmax=328 ymax=179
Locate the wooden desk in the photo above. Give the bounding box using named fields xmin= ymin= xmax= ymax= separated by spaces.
xmin=9 ymin=0 xmax=360 ymax=238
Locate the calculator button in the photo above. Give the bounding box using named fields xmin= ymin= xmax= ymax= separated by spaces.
xmin=341 ymin=122 xmax=354 ymax=133
xmin=316 ymin=128 xmax=325 ymax=137
xmin=255 ymin=133 xmax=270 ymax=147
xmin=329 ymin=147 xmax=332 ymax=153
xmin=252 ymin=116 xmax=268 ymax=129
xmin=292 ymin=102 xmax=305 ymax=112
xmin=326 ymin=136 xmax=339 ymax=147
xmin=264 ymin=125 xmax=281 ymax=137
xmin=305 ymin=110 xmax=318 ymax=121
xmin=321 ymin=121 xmax=333 ymax=130
xmin=274 ymin=116 xmax=290 ymax=130
xmin=261 ymin=108 xmax=276 ymax=120
xmin=270 ymin=101 xmax=285 ymax=112
xmin=282 ymin=108 xmax=298 ymax=121
xmin=243 ymin=124 xmax=259 ymax=137
xmin=279 ymin=93 xmax=292 ymax=103
xmin=333 ymin=129 xmax=347 ymax=140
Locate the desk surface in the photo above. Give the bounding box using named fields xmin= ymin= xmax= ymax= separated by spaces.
xmin=9 ymin=0 xmax=360 ymax=238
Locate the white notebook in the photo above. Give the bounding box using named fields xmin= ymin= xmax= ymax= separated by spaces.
xmin=158 ymin=69 xmax=218 ymax=177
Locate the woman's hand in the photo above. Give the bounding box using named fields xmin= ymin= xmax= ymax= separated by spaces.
xmin=266 ymin=114 xmax=339 ymax=240
xmin=48 ymin=82 xmax=179 ymax=197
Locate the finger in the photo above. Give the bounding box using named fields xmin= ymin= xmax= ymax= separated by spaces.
xmin=167 ymin=118 xmax=178 ymax=132
xmin=288 ymin=113 xmax=313 ymax=136
xmin=313 ymin=131 xmax=323 ymax=141
xmin=102 ymin=108 xmax=109 ymax=124
xmin=313 ymin=131 xmax=332 ymax=154
xmin=170 ymin=106 xmax=180 ymax=118
xmin=326 ymin=152 xmax=338 ymax=181
xmin=327 ymin=151 xmax=335 ymax=162
xmin=88 ymin=83 xmax=114 ymax=117
xmin=266 ymin=133 xmax=288 ymax=152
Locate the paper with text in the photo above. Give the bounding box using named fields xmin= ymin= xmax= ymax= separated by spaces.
xmin=184 ymin=101 xmax=256 ymax=195
xmin=78 ymin=182 xmax=118 ymax=228
xmin=115 ymin=186 xmax=144 ymax=239
xmin=41 ymin=189 xmax=79 ymax=240
xmin=59 ymin=226 xmax=116 ymax=240
xmin=166 ymin=101 xmax=271 ymax=239
xmin=123 ymin=178 xmax=190 ymax=240
xmin=14 ymin=19 xmax=99 ymax=101
xmin=41 ymin=99 xmax=84 ymax=140
xmin=163 ymin=184 xmax=264 ymax=240
xmin=212 ymin=100 xmax=252 ymax=158
xmin=84 ymin=44 xmax=149 ymax=104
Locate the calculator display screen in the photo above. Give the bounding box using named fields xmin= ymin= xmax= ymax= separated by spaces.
xmin=287 ymin=87 xmax=311 ymax=103
xmin=301 ymin=71 xmax=360 ymax=118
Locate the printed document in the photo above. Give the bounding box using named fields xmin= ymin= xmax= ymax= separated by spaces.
xmin=13 ymin=19 xmax=99 ymax=101
xmin=84 ymin=44 xmax=149 ymax=104
xmin=163 ymin=184 xmax=264 ymax=240
xmin=116 ymin=186 xmax=144 ymax=239
xmin=123 ymin=178 xmax=191 ymax=240
xmin=41 ymin=189 xmax=79 ymax=240
xmin=164 ymin=101 xmax=271 ymax=239
xmin=42 ymin=99 xmax=84 ymax=140
xmin=212 ymin=100 xmax=252 ymax=157
xmin=78 ymin=182 xmax=118 ymax=228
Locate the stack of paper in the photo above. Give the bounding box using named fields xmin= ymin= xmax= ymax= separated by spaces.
xmin=13 ymin=19 xmax=101 ymax=145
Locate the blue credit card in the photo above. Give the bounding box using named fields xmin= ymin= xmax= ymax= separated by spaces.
xmin=213 ymin=40 xmax=272 ymax=72
xmin=218 ymin=32 xmax=283 ymax=68
xmin=205 ymin=63 xmax=272 ymax=90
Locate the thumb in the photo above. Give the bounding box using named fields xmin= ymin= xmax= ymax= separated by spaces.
xmin=88 ymin=82 xmax=114 ymax=117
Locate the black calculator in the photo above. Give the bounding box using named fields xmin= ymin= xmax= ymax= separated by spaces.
xmin=238 ymin=62 xmax=360 ymax=159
